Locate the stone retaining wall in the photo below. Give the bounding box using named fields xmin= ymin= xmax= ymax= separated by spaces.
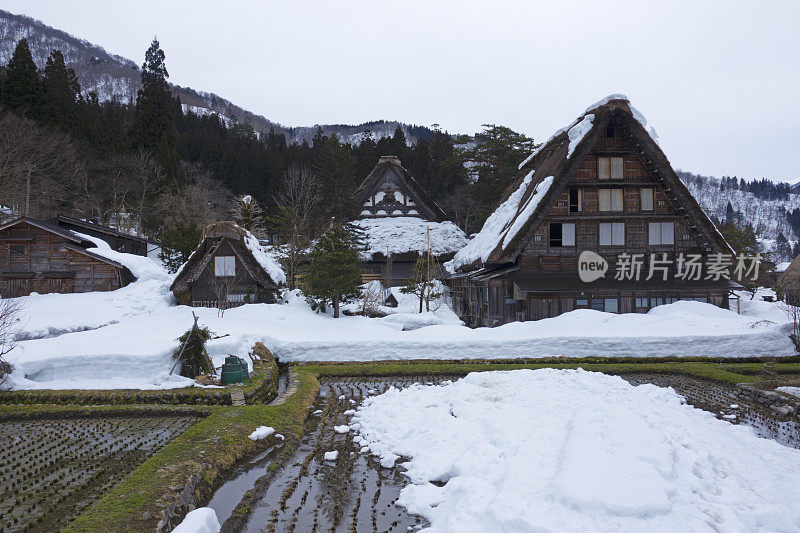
xmin=735 ymin=383 xmax=800 ymax=418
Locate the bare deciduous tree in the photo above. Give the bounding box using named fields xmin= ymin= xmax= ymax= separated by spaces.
xmin=0 ymin=112 xmax=86 ymax=221
xmin=271 ymin=164 xmax=319 ymax=290
xmin=0 ymin=298 xmax=24 ymax=387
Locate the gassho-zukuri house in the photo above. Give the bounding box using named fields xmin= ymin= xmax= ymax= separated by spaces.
xmin=445 ymin=95 xmax=738 ymax=327
xmin=352 ymin=155 xmax=468 ymax=286
xmin=170 ymin=221 xmax=286 ymax=307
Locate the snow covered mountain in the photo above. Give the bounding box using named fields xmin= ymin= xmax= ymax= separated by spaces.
xmin=678 ymin=171 xmax=800 ymax=260
xmin=0 ymin=9 xmax=433 ymax=144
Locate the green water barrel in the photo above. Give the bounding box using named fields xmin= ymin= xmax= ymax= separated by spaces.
xmin=220 ymin=355 xmax=249 ymax=385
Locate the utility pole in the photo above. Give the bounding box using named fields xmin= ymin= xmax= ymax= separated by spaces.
xmin=25 ymin=164 xmax=31 ymax=217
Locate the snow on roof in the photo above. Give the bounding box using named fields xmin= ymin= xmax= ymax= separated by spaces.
xmin=243 ymin=230 xmax=286 ymax=285
xmin=352 ymin=217 xmax=468 ymax=259
xmin=73 ymin=232 xmax=169 ymax=281
xmin=446 ymin=172 xmax=553 ymax=273
xmin=567 ymin=114 xmax=594 ymax=158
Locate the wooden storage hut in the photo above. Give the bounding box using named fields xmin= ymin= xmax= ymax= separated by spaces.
xmin=446 ymin=96 xmax=739 ymax=326
xmin=55 ymin=215 xmax=149 ymax=256
xmin=170 ymin=221 xmax=285 ymax=307
xmin=0 ymin=217 xmax=135 ymax=297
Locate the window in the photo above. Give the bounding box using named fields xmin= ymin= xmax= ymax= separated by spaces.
xmin=635 ymin=297 xmax=649 ymax=308
xmin=599 ymin=222 xmax=625 ymax=246
xmin=604 ymin=298 xmax=619 ymax=313
xmin=651 ymin=297 xmax=664 ymax=307
xmin=549 ymin=223 xmax=575 ymax=247
xmin=576 ymin=299 xmax=589 ymax=308
xmin=533 ymin=234 xmax=543 ymax=242
xmin=598 ymin=157 xmax=624 ymax=179
xmin=648 ymin=222 xmax=675 ymax=245
xmin=227 ymin=293 xmax=245 ymax=303
xmin=214 ymin=256 xmax=236 ymax=277
xmin=598 ymin=188 xmax=623 ymax=211
xmin=665 ymin=297 xmax=678 ymax=304
xmin=9 ymin=244 xmax=25 ymax=256
xmin=569 ymin=189 xmax=582 ymax=213
xmin=640 ymin=188 xmax=654 ymax=211
xmin=590 ymin=298 xmax=605 ymax=311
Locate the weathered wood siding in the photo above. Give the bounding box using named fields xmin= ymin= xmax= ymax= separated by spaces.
xmin=0 ymin=221 xmax=124 ymax=297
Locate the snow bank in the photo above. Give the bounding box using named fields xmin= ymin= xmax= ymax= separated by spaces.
xmin=351 ymin=369 xmax=800 ymax=531
xmin=74 ymin=232 xmax=169 ymax=282
xmin=172 ymin=507 xmax=221 ymax=533
xmin=5 ymin=284 xmax=795 ymax=390
xmin=447 ymin=172 xmax=554 ymax=272
xmin=352 ymin=217 xmax=468 ymax=259
xmin=778 ymin=386 xmax=800 ymax=398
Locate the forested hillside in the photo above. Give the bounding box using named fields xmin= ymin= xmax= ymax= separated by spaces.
xmin=679 ymin=171 xmax=800 ymax=261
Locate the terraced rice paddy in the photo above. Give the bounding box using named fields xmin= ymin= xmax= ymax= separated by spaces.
xmin=211 ymin=372 xmax=800 ymax=532
xmin=0 ymin=414 xmax=200 ymax=533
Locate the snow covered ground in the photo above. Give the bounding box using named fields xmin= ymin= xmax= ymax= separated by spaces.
xmin=350 ymin=369 xmax=800 ymax=532
xmin=2 ymin=255 xmax=796 ymax=390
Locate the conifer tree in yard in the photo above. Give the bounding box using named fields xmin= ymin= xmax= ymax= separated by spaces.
xmin=304 ymin=223 xmax=364 ymax=318
xmin=132 ymin=38 xmax=178 ymax=178
xmin=41 ymin=49 xmax=81 ymax=130
xmin=231 ymin=194 xmax=265 ymax=236
xmin=1 ymin=39 xmax=44 ymax=118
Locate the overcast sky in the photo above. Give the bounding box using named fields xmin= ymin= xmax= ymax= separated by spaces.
xmin=5 ymin=1 xmax=800 ymax=181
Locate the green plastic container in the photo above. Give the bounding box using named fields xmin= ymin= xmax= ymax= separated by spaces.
xmin=220 ymin=355 xmax=249 ymax=385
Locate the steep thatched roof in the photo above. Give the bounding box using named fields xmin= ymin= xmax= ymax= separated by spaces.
xmin=446 ymin=95 xmax=734 ymax=273
xmin=355 ymin=155 xmax=446 ymax=221
xmin=170 ymin=221 xmax=284 ymax=294
xmin=777 ymin=254 xmax=800 ymax=291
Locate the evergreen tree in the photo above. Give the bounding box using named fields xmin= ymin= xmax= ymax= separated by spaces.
xmin=304 ymin=223 xmax=364 ymax=318
xmin=1 ymin=39 xmax=44 ymax=118
xmin=313 ymin=134 xmax=357 ymax=225
xmin=158 ymin=221 xmax=202 ymax=273
xmin=132 ymin=38 xmax=177 ymax=177
xmin=461 ymin=124 xmax=537 ymax=226
xmin=41 ymin=49 xmax=80 ymax=130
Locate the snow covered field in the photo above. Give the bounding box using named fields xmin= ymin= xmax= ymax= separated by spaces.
xmin=350 ymin=369 xmax=800 ymax=531
xmin=2 ymin=258 xmax=796 ymax=390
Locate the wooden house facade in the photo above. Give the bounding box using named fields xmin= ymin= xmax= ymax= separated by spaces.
xmin=446 ymin=96 xmax=737 ymax=326
xmin=353 ymin=156 xmax=467 ymax=285
xmin=170 ymin=221 xmax=284 ymax=307
xmin=55 ymin=215 xmax=149 ymax=256
xmin=0 ymin=217 xmax=135 ymax=297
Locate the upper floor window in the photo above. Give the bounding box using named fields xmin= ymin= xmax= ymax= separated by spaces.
xmin=214 ymin=256 xmax=236 ymax=277
xmin=549 ymin=223 xmax=575 ymax=247
xmin=648 ymin=222 xmax=675 ymax=245
xmin=598 ymin=188 xmax=623 ymax=212
xmin=569 ymin=189 xmax=582 ymax=213
xmin=598 ymin=156 xmax=624 ymax=180
xmin=599 ymin=222 xmax=625 ymax=246
xmin=9 ymin=244 xmax=26 ymax=256
xmin=640 ymin=188 xmax=654 ymax=211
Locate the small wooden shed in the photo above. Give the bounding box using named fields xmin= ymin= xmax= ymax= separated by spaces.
xmin=0 ymin=217 xmax=135 ymax=297
xmin=170 ymin=221 xmax=285 ymax=307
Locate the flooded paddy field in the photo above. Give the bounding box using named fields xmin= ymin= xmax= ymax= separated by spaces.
xmin=211 ymin=371 xmax=800 ymax=533
xmin=0 ymin=413 xmax=200 ymax=533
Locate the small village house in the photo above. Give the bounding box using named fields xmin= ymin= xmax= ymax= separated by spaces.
xmin=0 ymin=217 xmax=136 ymax=297
xmin=170 ymin=221 xmax=285 ymax=307
xmin=446 ymin=96 xmax=738 ymax=326
xmin=353 ymin=155 xmax=468 ymax=286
